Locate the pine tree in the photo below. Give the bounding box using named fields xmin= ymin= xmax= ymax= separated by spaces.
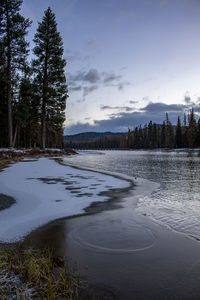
xmin=127 ymin=128 xmax=133 ymax=148
xmin=152 ymin=123 xmax=158 ymax=148
xmin=161 ymin=121 xmax=166 ymax=148
xmin=196 ymin=118 xmax=200 ymax=147
xmin=33 ymin=7 xmax=68 ymax=149
xmin=148 ymin=120 xmax=153 ymax=148
xmin=175 ymin=116 xmax=182 ymax=148
xmin=165 ymin=113 xmax=174 ymax=148
xmin=16 ymin=74 xmax=40 ymax=148
xmin=0 ymin=0 xmax=31 ymax=147
xmin=134 ymin=127 xmax=139 ymax=148
xmin=0 ymin=41 xmax=8 ymax=147
xmin=187 ymin=108 xmax=197 ymax=148
xmin=182 ymin=113 xmax=188 ymax=148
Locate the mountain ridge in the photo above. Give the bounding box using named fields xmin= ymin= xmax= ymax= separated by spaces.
xmin=64 ymin=131 xmax=127 ymax=142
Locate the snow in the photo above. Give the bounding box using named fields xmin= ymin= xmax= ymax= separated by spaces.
xmin=0 ymin=148 xmax=26 ymax=153
xmin=0 ymin=158 xmax=130 ymax=242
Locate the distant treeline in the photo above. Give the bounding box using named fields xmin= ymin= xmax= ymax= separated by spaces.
xmin=65 ymin=110 xmax=200 ymax=150
xmin=0 ymin=1 xmax=67 ymax=149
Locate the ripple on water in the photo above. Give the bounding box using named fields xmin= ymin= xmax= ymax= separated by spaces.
xmin=69 ymin=220 xmax=156 ymax=254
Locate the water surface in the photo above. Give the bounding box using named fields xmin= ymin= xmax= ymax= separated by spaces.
xmin=64 ymin=150 xmax=200 ymax=239
xmin=24 ymin=150 xmax=200 ymax=299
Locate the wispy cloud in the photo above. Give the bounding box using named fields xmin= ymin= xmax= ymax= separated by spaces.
xmin=103 ymin=73 xmax=122 ymax=84
xmin=68 ymin=68 xmax=131 ymax=99
xmin=100 ymin=105 xmax=135 ymax=112
xmin=68 ymin=68 xmax=101 ymax=84
xmin=83 ymin=85 xmax=99 ymax=97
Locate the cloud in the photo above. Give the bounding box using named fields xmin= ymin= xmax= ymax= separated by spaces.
xmin=102 ymin=72 xmax=130 ymax=91
xmin=68 ymin=68 xmax=132 ymax=102
xmin=68 ymin=68 xmax=101 ymax=84
xmin=129 ymin=100 xmax=137 ymax=104
xmin=103 ymin=73 xmax=122 ymax=84
xmin=100 ymin=105 xmax=135 ymax=112
xmin=69 ymin=86 xmax=82 ymax=92
xmin=84 ymin=69 xmax=100 ymax=83
xmin=65 ymin=101 xmax=200 ymax=135
xmin=117 ymin=81 xmax=131 ymax=91
xmin=83 ymin=85 xmax=99 ymax=97
xmin=65 ymin=50 xmax=92 ymax=62
xmin=69 ymin=69 xmax=130 ymax=93
xmin=184 ymin=95 xmax=191 ymax=104
xmin=142 ymin=96 xmax=149 ymax=101
xmin=142 ymin=102 xmax=186 ymax=113
xmin=69 ymin=69 xmax=124 ymax=85
xmin=68 ymin=69 xmax=101 ymax=98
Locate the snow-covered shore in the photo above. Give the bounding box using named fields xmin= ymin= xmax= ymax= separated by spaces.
xmin=0 ymin=157 xmax=130 ymax=242
xmin=0 ymin=148 xmax=76 ymax=161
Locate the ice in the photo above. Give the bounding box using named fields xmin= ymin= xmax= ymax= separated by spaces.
xmin=0 ymin=158 xmax=130 ymax=242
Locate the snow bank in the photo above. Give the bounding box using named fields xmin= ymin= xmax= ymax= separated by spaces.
xmin=0 ymin=158 xmax=130 ymax=242
xmin=0 ymin=149 xmax=25 ymax=153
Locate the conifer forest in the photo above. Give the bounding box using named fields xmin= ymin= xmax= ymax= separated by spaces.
xmin=0 ymin=0 xmax=68 ymax=149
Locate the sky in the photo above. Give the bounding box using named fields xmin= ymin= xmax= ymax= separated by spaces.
xmin=21 ymin=0 xmax=200 ymax=135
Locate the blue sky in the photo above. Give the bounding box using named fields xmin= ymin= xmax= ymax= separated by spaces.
xmin=21 ymin=0 xmax=200 ymax=134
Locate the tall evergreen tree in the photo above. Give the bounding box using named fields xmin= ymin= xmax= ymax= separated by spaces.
xmin=0 ymin=0 xmax=31 ymax=147
xmin=127 ymin=128 xmax=133 ymax=148
xmin=165 ymin=113 xmax=174 ymax=148
xmin=196 ymin=118 xmax=200 ymax=147
xmin=148 ymin=120 xmax=153 ymax=148
xmin=17 ymin=75 xmax=40 ymax=148
xmin=134 ymin=126 xmax=139 ymax=148
xmin=152 ymin=123 xmax=158 ymax=148
xmin=161 ymin=121 xmax=166 ymax=148
xmin=0 ymin=41 xmax=8 ymax=147
xmin=175 ymin=116 xmax=182 ymax=148
xmin=33 ymin=7 xmax=68 ymax=149
xmin=187 ymin=108 xmax=197 ymax=148
xmin=182 ymin=113 xmax=188 ymax=148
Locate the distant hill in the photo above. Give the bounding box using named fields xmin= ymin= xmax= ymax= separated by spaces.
xmin=64 ymin=131 xmax=127 ymax=142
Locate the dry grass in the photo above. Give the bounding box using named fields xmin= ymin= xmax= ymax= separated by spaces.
xmin=0 ymin=245 xmax=80 ymax=299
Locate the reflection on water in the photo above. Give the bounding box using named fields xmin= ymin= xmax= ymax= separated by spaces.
xmin=64 ymin=150 xmax=200 ymax=239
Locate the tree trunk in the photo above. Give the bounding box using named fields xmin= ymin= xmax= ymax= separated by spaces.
xmin=7 ymin=82 xmax=13 ymax=147
xmin=41 ymin=116 xmax=46 ymax=149
xmin=6 ymin=3 xmax=13 ymax=148
xmin=41 ymin=49 xmax=48 ymax=149
xmin=12 ymin=123 xmax=18 ymax=148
